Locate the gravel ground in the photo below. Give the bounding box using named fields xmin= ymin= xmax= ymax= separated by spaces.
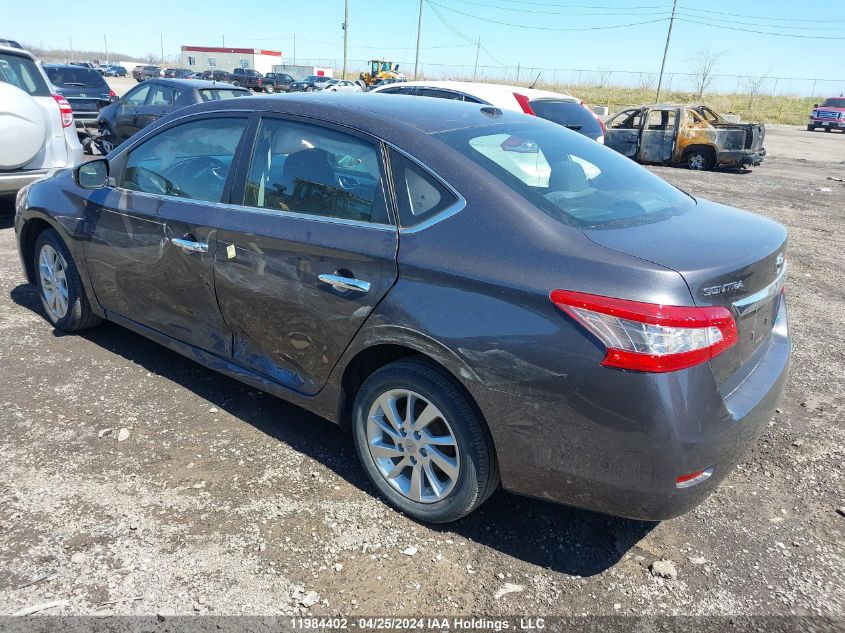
xmin=0 ymin=127 xmax=843 ymax=619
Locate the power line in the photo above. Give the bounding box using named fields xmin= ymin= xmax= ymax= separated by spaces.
xmin=678 ymin=5 xmax=845 ymax=23
xmin=425 ymin=0 xmax=510 ymax=67
xmin=427 ymin=1 xmax=669 ymax=31
xmin=674 ymin=11 xmax=845 ymax=31
xmin=675 ymin=18 xmax=845 ymax=40
xmin=440 ymin=0 xmax=671 ymax=16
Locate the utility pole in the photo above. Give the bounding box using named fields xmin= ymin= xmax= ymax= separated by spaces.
xmin=160 ymin=33 xmax=164 ymax=64
xmin=293 ymin=34 xmax=296 ymax=66
xmin=655 ymin=0 xmax=677 ymax=102
xmin=473 ymin=37 xmax=480 ymax=79
xmin=342 ymin=0 xmax=349 ymax=79
xmin=103 ymin=34 xmax=109 ymax=64
xmin=413 ymin=0 xmax=423 ymax=80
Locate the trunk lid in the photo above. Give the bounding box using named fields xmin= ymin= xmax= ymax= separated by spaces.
xmin=583 ymin=199 xmax=787 ymax=385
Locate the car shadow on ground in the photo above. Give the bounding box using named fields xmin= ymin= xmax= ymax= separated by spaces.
xmin=9 ymin=282 xmax=656 ymax=577
xmin=0 ymin=200 xmax=15 ymax=229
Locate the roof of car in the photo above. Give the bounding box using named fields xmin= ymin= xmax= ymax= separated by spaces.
xmin=144 ymin=78 xmax=250 ymax=90
xmin=373 ymin=80 xmax=577 ymax=102
xmin=186 ymin=92 xmax=535 ymax=135
xmin=0 ymin=44 xmax=36 ymax=60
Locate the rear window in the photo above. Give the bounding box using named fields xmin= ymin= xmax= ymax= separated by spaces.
xmin=0 ymin=52 xmax=50 ymax=97
xmin=436 ymin=119 xmax=694 ymax=229
xmin=529 ymin=100 xmax=602 ymax=136
xmin=199 ymin=89 xmax=248 ymax=101
xmin=45 ymin=66 xmax=107 ymax=89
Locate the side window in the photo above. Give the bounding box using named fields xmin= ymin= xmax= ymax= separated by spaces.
xmin=148 ymin=84 xmax=180 ymax=105
xmin=461 ymin=94 xmax=484 ymax=104
xmin=123 ymin=85 xmax=150 ymax=106
xmin=243 ymin=118 xmax=390 ymax=224
xmin=646 ymin=110 xmax=664 ymax=130
xmin=416 ymin=88 xmax=462 ymax=100
xmin=208 ymin=57 xmax=217 ymax=67
xmin=609 ymin=109 xmax=642 ymax=130
xmin=389 ymin=149 xmax=459 ymax=228
xmin=120 ymin=117 xmax=246 ymax=202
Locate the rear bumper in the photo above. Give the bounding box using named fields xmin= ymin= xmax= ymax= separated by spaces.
xmin=0 ymin=169 xmax=51 ymax=196
xmin=479 ymin=296 xmax=790 ymax=521
xmin=717 ymin=148 xmax=766 ymax=168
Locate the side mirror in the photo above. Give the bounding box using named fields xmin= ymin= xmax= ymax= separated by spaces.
xmin=75 ymin=159 xmax=109 ymax=189
xmin=813 ymin=103 xmax=819 ymax=108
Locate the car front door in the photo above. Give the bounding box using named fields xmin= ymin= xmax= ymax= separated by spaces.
xmin=83 ymin=114 xmax=250 ymax=354
xmin=136 ymin=83 xmax=181 ymax=131
xmin=211 ymin=115 xmax=398 ymax=395
xmin=637 ymin=107 xmax=677 ymax=164
xmin=604 ymin=108 xmax=642 ymax=158
xmin=113 ymin=84 xmax=150 ymax=141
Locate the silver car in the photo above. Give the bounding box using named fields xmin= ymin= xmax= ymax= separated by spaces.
xmin=0 ymin=45 xmax=83 ymax=197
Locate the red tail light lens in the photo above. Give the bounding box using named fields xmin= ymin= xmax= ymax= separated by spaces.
xmin=550 ymin=290 xmax=738 ymax=372
xmin=513 ymin=92 xmax=535 ymax=115
xmin=52 ymin=94 xmax=74 ymax=128
xmin=109 ymin=89 xmax=116 ymax=97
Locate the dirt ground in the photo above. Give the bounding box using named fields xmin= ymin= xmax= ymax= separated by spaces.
xmin=0 ymin=125 xmax=843 ymax=619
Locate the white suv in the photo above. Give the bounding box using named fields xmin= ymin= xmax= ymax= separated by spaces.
xmin=370 ymin=80 xmax=605 ymax=143
xmin=0 ymin=45 xmax=82 ymax=197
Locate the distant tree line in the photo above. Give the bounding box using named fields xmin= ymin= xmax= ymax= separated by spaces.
xmin=22 ymin=43 xmax=150 ymax=64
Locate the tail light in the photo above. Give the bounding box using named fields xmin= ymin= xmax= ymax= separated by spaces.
xmin=550 ymin=290 xmax=738 ymax=372
xmin=513 ymin=92 xmax=535 ymax=116
xmin=108 ymin=89 xmax=116 ymax=98
xmin=52 ymin=94 xmax=74 ymax=128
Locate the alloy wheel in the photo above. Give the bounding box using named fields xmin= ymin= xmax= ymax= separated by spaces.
xmin=366 ymin=389 xmax=460 ymax=503
xmin=38 ymin=244 xmax=69 ymax=320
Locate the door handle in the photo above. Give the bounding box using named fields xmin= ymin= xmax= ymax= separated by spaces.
xmin=170 ymin=237 xmax=208 ymax=253
xmin=318 ymin=274 xmax=370 ymax=294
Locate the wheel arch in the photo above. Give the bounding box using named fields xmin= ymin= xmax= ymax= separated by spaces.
xmin=19 ymin=216 xmax=59 ymax=284
xmin=681 ymin=143 xmax=716 ymax=161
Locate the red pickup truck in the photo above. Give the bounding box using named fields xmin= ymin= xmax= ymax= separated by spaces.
xmin=807 ymin=97 xmax=845 ymax=133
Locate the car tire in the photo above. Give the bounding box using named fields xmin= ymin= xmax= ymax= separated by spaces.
xmin=33 ymin=229 xmax=101 ymax=332
xmin=265 ymin=84 xmax=275 ymax=94
xmin=685 ymin=147 xmax=713 ymax=171
xmin=306 ymin=86 xmax=313 ymax=92
xmin=352 ymin=358 xmax=499 ymax=523
xmin=806 ymin=125 xmax=815 ymax=132
xmin=231 ymin=80 xmax=240 ymax=87
xmin=824 ymin=127 xmax=831 ymax=133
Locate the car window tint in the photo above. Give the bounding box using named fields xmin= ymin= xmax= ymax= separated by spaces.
xmin=199 ymin=89 xmax=247 ymax=101
xmin=530 ymin=100 xmax=602 ymax=135
xmin=124 ymin=85 xmax=150 ymax=106
xmin=437 ymin=121 xmax=694 ymax=229
xmin=45 ymin=66 xmax=107 ymax=89
xmin=0 ymin=53 xmax=51 ymax=97
xmin=120 ymin=117 xmax=247 ymax=203
xmin=416 ymin=88 xmax=462 ymax=100
xmin=148 ymin=85 xmax=180 ymax=105
xmin=389 ymin=149 xmax=458 ymax=228
xmin=243 ymin=118 xmax=389 ymax=224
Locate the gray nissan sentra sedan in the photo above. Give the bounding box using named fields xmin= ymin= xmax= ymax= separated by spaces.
xmin=14 ymin=94 xmax=790 ymax=523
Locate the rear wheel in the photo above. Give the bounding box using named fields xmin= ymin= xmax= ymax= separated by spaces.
xmin=352 ymin=359 xmax=499 ymax=523
xmin=824 ymin=127 xmax=832 ymax=133
xmin=265 ymin=84 xmax=275 ymax=94
xmin=34 ymin=229 xmax=101 ymax=331
xmin=685 ymin=147 xmax=714 ymax=171
xmin=231 ymin=80 xmax=240 ymax=87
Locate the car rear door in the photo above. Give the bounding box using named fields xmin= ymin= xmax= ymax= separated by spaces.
xmin=212 ymin=114 xmax=398 ymax=395
xmin=83 ymin=114 xmax=250 ymax=353
xmin=136 ymin=83 xmax=181 ymax=131
xmin=637 ymin=107 xmax=677 ymax=164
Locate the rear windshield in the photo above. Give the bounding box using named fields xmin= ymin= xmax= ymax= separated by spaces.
xmin=199 ymin=89 xmax=248 ymax=101
xmin=45 ymin=66 xmax=107 ymax=89
xmin=435 ymin=119 xmax=694 ymax=229
xmin=529 ymin=100 xmax=602 ymax=136
xmin=0 ymin=52 xmax=51 ymax=97
xmin=821 ymin=98 xmax=845 ymax=108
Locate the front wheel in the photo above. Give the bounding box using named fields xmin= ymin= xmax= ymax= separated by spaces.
xmin=806 ymin=124 xmax=815 ymax=132
xmin=34 ymin=229 xmax=101 ymax=331
xmin=94 ymin=133 xmax=117 ymax=156
xmin=231 ymin=80 xmax=240 ymax=87
xmin=352 ymin=359 xmax=499 ymax=523
xmin=265 ymin=84 xmax=275 ymax=94
xmin=824 ymin=127 xmax=832 ymax=133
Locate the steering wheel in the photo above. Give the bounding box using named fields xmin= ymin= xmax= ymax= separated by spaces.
xmin=166 ymin=156 xmax=229 ymax=200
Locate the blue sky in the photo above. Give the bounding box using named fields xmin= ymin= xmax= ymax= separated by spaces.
xmin=6 ymin=0 xmax=844 ymax=95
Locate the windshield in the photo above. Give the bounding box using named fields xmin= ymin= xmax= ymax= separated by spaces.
xmin=821 ymin=98 xmax=845 ymax=108
xmin=436 ymin=119 xmax=695 ymax=229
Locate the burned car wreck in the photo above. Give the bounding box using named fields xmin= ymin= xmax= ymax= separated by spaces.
xmin=605 ymin=104 xmax=766 ymax=170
